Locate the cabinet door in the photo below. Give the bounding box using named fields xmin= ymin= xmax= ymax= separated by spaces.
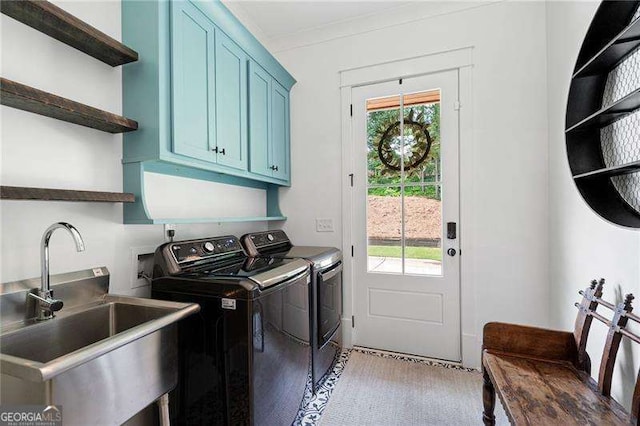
xmin=214 ymin=30 xmax=247 ymax=171
xmin=248 ymin=61 xmax=272 ymax=178
xmin=171 ymin=1 xmax=216 ymax=163
xmin=271 ymin=80 xmax=290 ymax=182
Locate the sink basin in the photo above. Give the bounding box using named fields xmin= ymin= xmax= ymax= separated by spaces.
xmin=1 ymin=295 xmax=199 ymax=381
xmin=0 ymin=292 xmax=199 ymax=426
xmin=3 ymin=299 xmax=178 ymax=364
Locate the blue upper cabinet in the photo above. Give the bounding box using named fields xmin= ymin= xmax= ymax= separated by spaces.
xmin=248 ymin=61 xmax=272 ymax=179
xmin=122 ymin=0 xmax=295 ymax=186
xmin=271 ymin=80 xmax=290 ymax=182
xmin=171 ymin=1 xmax=216 ymax=163
xmin=248 ymin=60 xmax=290 ymax=183
xmin=215 ymin=30 xmax=247 ymax=171
xmin=171 ymin=1 xmax=247 ymax=171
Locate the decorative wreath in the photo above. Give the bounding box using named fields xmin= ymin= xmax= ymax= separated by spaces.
xmin=376 ymin=109 xmax=433 ymax=171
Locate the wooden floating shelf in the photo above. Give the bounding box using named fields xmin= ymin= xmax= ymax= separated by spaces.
xmin=0 ymin=0 xmax=138 ymax=67
xmin=574 ymin=17 xmax=640 ymax=78
xmin=1 ymin=186 xmax=135 ymax=203
xmin=574 ymin=161 xmax=640 ymax=180
xmin=565 ymin=88 xmax=640 ymax=133
xmin=1 ymin=78 xmax=138 ymax=133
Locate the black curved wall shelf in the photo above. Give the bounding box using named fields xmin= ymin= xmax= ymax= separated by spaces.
xmin=566 ymin=0 xmax=640 ymax=228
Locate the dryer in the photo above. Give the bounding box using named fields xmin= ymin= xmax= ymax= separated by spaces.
xmin=241 ymin=230 xmax=343 ymax=393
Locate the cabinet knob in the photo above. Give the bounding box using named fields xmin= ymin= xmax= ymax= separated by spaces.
xmin=270 ymin=165 xmax=279 ymax=171
xmin=220 ymin=148 xmax=226 ymax=155
xmin=211 ymin=147 xmax=218 ymax=153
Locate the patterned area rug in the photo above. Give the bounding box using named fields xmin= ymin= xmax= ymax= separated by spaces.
xmin=296 ymin=348 xmax=507 ymax=425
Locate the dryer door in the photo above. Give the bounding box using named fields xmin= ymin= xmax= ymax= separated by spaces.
xmin=317 ymin=262 xmax=343 ymax=348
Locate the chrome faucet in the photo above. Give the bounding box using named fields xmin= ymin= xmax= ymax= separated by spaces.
xmin=29 ymin=222 xmax=85 ymax=320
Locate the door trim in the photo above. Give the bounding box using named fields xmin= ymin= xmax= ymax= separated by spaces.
xmin=339 ymin=47 xmax=479 ymax=368
xmin=340 ymin=46 xmax=473 ymax=88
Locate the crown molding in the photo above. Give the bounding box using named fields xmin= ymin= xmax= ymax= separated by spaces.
xmin=220 ymin=0 xmax=274 ymax=50
xmin=268 ymin=1 xmax=502 ymax=53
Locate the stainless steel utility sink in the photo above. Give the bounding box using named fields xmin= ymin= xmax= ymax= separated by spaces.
xmin=2 ymin=301 xmax=170 ymax=364
xmin=1 ymin=295 xmax=199 ymax=381
xmin=0 ymin=268 xmax=200 ymax=426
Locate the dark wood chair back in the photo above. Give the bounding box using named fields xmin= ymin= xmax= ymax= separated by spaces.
xmin=573 ymin=279 xmax=639 ymax=422
xmin=573 ymin=278 xmax=604 ymax=372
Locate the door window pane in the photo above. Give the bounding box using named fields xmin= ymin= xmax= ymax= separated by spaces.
xmin=402 ymin=95 xmax=442 ymax=276
xmin=366 ymin=90 xmax=442 ymax=276
xmin=367 ymin=187 xmax=402 ymax=274
xmin=367 ymin=100 xmax=402 ymax=185
xmin=403 ymin=184 xmax=442 ymax=275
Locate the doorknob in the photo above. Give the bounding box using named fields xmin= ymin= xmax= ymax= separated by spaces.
xmin=447 ymin=248 xmax=457 ymax=257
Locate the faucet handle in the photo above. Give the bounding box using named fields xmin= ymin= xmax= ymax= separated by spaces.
xmin=48 ymin=299 xmax=64 ymax=312
xmin=28 ymin=291 xmax=64 ymax=313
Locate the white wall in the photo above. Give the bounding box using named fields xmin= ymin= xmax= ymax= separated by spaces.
xmin=546 ymin=1 xmax=640 ymax=408
xmin=0 ymin=0 xmax=266 ymax=295
xmin=259 ymin=1 xmax=550 ymax=366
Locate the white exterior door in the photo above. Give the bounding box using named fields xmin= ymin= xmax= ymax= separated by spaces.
xmin=351 ymin=70 xmax=461 ymax=361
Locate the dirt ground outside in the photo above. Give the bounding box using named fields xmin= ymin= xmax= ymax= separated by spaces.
xmin=367 ymin=195 xmax=442 ymax=241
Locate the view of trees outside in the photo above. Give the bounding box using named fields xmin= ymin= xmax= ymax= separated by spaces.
xmin=367 ymin=103 xmax=441 ymax=197
xmin=366 ymin=99 xmax=443 ymax=275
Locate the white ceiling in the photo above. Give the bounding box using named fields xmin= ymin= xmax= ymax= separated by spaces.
xmin=223 ymin=1 xmax=496 ymax=52
xmin=225 ymin=1 xmax=413 ymax=39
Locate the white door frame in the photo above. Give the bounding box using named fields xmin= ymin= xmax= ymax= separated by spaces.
xmin=339 ymin=46 xmax=479 ymax=368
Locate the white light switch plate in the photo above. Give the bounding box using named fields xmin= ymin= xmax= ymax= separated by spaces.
xmin=316 ymin=218 xmax=334 ymax=232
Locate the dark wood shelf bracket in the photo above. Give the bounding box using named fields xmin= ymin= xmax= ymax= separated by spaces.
xmin=1 ymin=186 xmax=135 ymax=203
xmin=0 ymin=0 xmax=138 ymax=67
xmin=1 ymin=78 xmax=138 ymax=133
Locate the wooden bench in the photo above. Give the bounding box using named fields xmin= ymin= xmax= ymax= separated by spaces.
xmin=481 ymin=279 xmax=640 ymax=425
